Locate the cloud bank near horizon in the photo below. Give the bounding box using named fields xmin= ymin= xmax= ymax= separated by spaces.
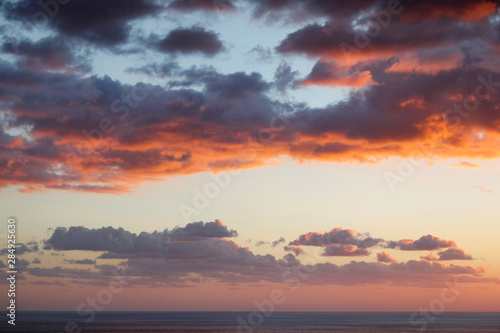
xmin=1 ymin=221 xmax=496 ymax=288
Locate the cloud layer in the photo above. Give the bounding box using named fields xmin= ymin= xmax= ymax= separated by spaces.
xmin=1 ymin=222 xmax=491 ymax=288
xmin=1 ymin=0 xmax=500 ymax=192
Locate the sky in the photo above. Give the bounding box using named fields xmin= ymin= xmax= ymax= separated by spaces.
xmin=0 ymin=0 xmax=500 ymax=314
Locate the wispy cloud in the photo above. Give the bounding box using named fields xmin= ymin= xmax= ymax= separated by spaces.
xmin=451 ymin=162 xmax=480 ymax=168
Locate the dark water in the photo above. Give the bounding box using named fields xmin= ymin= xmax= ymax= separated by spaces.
xmin=0 ymin=311 xmax=499 ymax=332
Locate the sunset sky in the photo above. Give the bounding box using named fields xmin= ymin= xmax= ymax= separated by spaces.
xmin=1 ymin=0 xmax=500 ymax=312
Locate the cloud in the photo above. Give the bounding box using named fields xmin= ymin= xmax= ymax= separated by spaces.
xmin=21 ymin=223 xmax=493 ymax=288
xmin=251 ymin=0 xmax=377 ymax=22
xmin=247 ymin=45 xmax=273 ymax=63
xmin=302 ymin=61 xmax=373 ymax=87
xmin=64 ymin=259 xmax=97 ymax=265
xmin=1 ymin=242 xmax=39 ymax=255
xmin=126 ymin=60 xmax=179 ymax=78
xmin=11 ymin=258 xmax=30 ymax=273
xmin=290 ymin=227 xmax=383 ymax=249
xmin=309 ymin=259 xmax=485 ymax=286
xmin=1 ymin=37 xmax=90 ymax=72
xmin=2 ymin=2 xmax=500 ymax=193
xmin=421 ymin=248 xmax=474 ymax=261
xmin=3 ymin=0 xmax=161 ymax=46
xmin=473 ymin=185 xmax=492 ymax=192
xmin=257 ymin=0 xmax=496 ymax=23
xmin=387 ymin=235 xmax=456 ymax=251
xmin=376 ymin=252 xmax=398 ymax=263
xmin=283 ymin=246 xmax=304 ymax=256
xmin=170 ymin=220 xmax=238 ymax=240
xmin=322 ymin=244 xmax=370 ymax=257
xmin=1 ymin=56 xmax=500 ymax=193
xmin=28 ymin=266 xmax=103 ymax=279
xmin=271 ymin=237 xmax=286 ymax=247
xmin=168 ymin=0 xmax=235 ymax=12
xmin=275 ymin=11 xmax=497 ymax=62
xmin=0 ymin=66 xmax=282 ymax=193
xmin=0 ymin=270 xmax=26 ymax=283
xmin=274 ymin=63 xmax=299 ymax=92
xmin=44 ymin=220 xmax=237 ymax=253
xmin=452 ymin=161 xmax=480 ymax=168
xmin=32 ymin=258 xmax=41 ymax=264
xmin=157 ymin=27 xmax=224 ymax=55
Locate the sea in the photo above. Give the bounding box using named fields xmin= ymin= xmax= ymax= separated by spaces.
xmin=0 ymin=311 xmax=499 ymax=332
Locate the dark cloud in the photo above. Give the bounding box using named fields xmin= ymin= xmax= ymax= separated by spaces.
xmin=158 ymin=27 xmax=223 ymax=55
xmin=28 ymin=266 xmax=103 ymax=279
xmin=290 ymin=227 xmax=383 ymax=249
xmin=261 ymin=0 xmax=499 ymax=27
xmin=301 ymin=61 xmax=372 ymax=87
xmin=276 ymin=18 xmax=495 ymax=62
xmin=1 ymin=242 xmax=39 ymax=255
xmin=0 ymin=66 xmax=281 ymax=192
xmin=3 ymin=0 xmax=161 ymax=46
xmin=170 ymin=220 xmax=238 ymax=240
xmin=22 ymin=223 xmax=493 ymax=287
xmin=32 ymin=258 xmax=41 ymax=264
xmin=44 ymin=220 xmax=237 ymax=253
xmin=14 ymin=258 xmax=30 ymax=273
xmin=274 ymin=63 xmax=299 ymax=93
xmin=251 ymin=0 xmax=376 ymax=22
xmin=309 ymin=259 xmax=484 ymax=286
xmin=387 ymin=235 xmax=457 ymax=251
xmin=1 ymin=54 xmax=500 ymax=193
xmin=271 ymin=237 xmax=286 ymax=247
xmin=119 ymin=244 xmax=486 ymax=287
xmin=168 ymin=0 xmax=235 ymax=12
xmin=322 ymin=244 xmax=370 ymax=257
xmin=421 ymin=248 xmax=474 ymax=261
xmin=1 ymin=37 xmax=90 ymax=72
xmin=126 ymin=61 xmax=180 ymax=78
xmin=64 ymin=258 xmax=97 ymax=265
xmin=283 ymin=246 xmax=304 ymax=256
xmin=0 ymin=3 xmax=500 ymax=193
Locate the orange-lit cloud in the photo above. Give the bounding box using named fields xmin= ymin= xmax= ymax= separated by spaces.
xmin=452 ymin=161 xmax=480 ymax=168
xmin=2 ymin=1 xmax=500 ymax=193
xmin=421 ymin=248 xmax=474 ymax=261
xmin=376 ymin=252 xmax=398 ymax=263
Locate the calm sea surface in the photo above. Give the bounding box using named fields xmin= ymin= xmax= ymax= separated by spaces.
xmin=0 ymin=311 xmax=499 ymax=332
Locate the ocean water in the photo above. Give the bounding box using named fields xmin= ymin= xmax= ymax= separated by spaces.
xmin=0 ymin=311 xmax=499 ymax=332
